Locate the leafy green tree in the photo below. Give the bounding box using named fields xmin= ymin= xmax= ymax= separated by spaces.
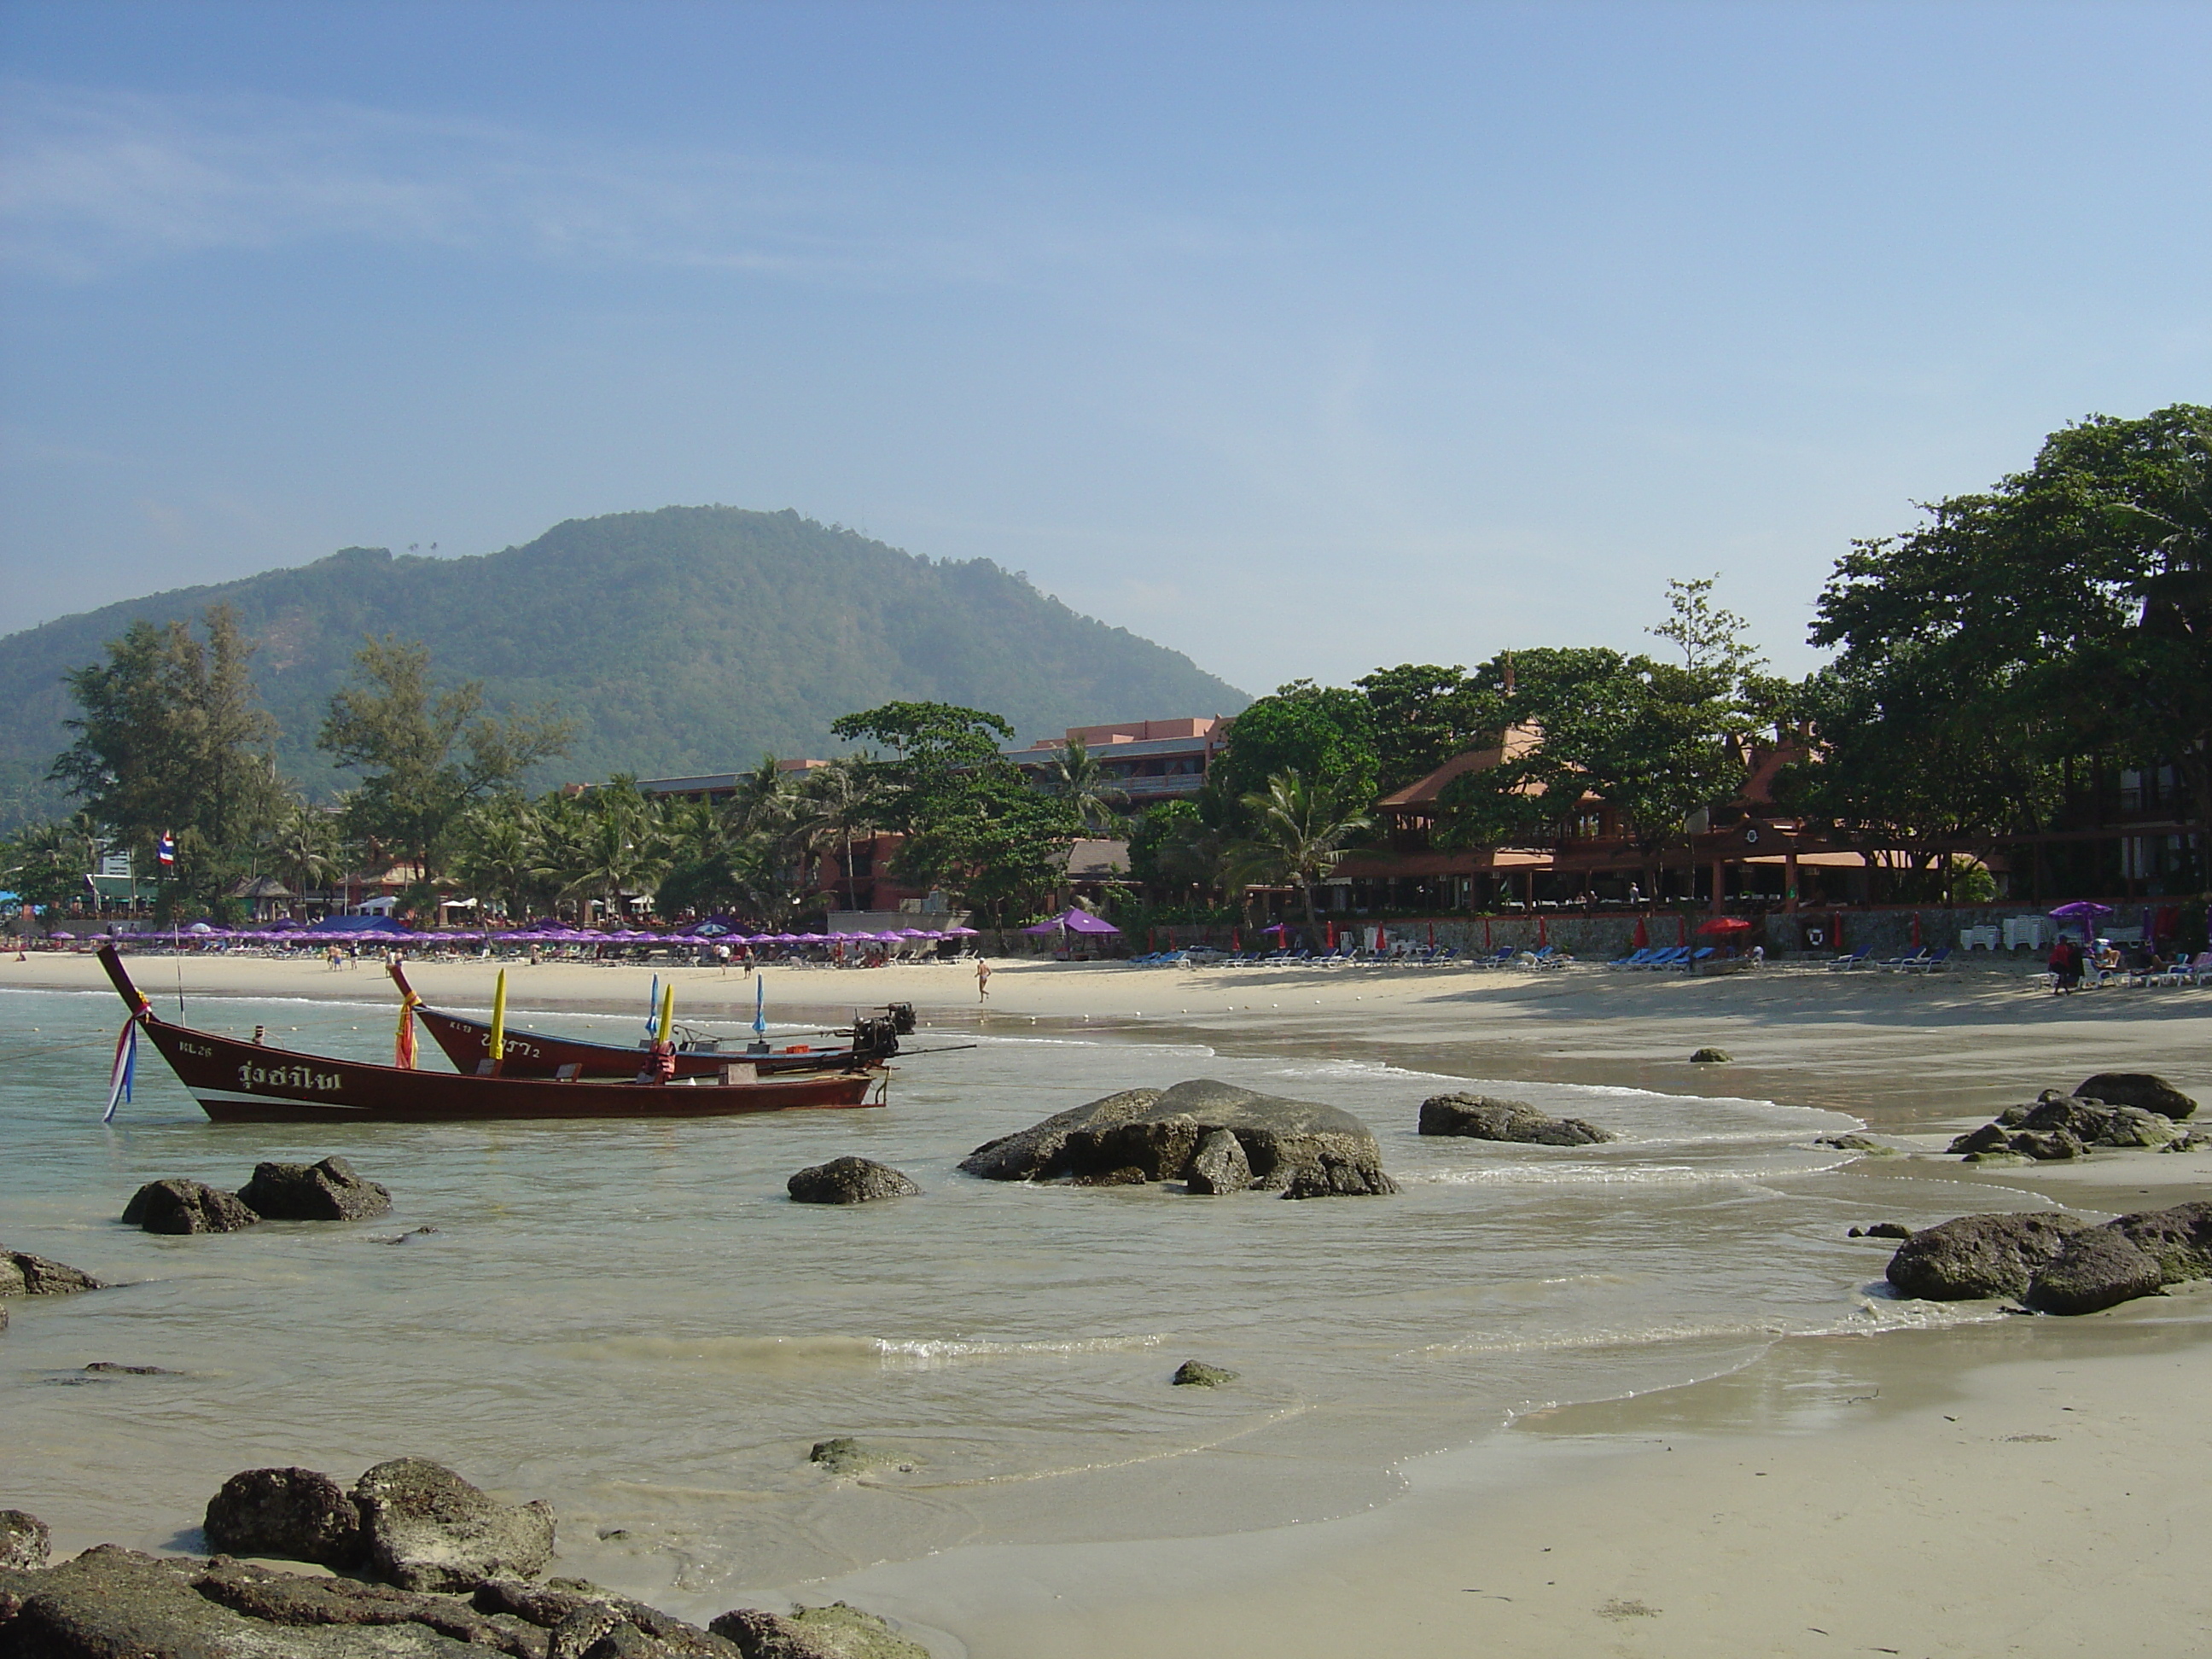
xmin=791 ymin=757 xmax=878 ymax=910
xmin=1209 ymin=682 xmax=1379 ymax=818
xmin=451 ymin=796 xmax=547 ymax=920
xmin=1809 ymin=405 xmax=2212 ymax=856
xmin=3 ymin=816 xmax=99 ymax=912
xmin=1128 ymin=796 xmax=1233 ymax=902
xmin=558 ymin=777 xmax=668 ymax=925
xmin=259 ymin=798 xmax=344 ymax=905
xmin=1353 ymin=664 xmax=1503 ymax=793
xmin=50 ymin=603 xmax=286 ymax=898
xmin=318 ymin=635 xmax=573 ymax=884
xmin=1228 ymin=771 xmax=1371 ymax=938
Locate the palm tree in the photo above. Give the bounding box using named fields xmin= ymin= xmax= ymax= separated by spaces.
xmin=1229 ymin=770 xmax=1371 ymax=940
xmin=260 ymin=798 xmax=341 ymax=907
xmin=792 ymin=757 xmax=877 ymax=911
xmin=559 ymin=788 xmax=669 ymax=926
xmin=451 ymin=797 xmax=541 ymax=921
xmin=3 ymin=815 xmax=101 ymax=914
xmin=1045 ymin=737 xmax=1127 ymax=835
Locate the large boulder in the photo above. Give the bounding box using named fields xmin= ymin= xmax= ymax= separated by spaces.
xmin=203 ymin=1465 xmax=364 ymax=1569
xmin=710 ymin=1602 xmax=928 ymax=1659
xmin=1885 ymin=1212 xmax=2087 ymax=1301
xmin=0 ymin=1249 xmax=108 ymax=1297
xmin=121 ymin=1178 xmax=259 ymax=1235
xmin=2108 ymin=1200 xmax=2212 ymax=1284
xmin=1417 ymin=1093 xmax=1615 ymax=1146
xmin=0 ymin=1510 xmax=48 ymax=1571
xmin=353 ymin=1458 xmax=555 ymax=1592
xmin=961 ymin=1080 xmax=1395 ymax=1196
xmin=2024 ymin=1229 xmax=2165 ymax=1315
xmin=474 ymin=1575 xmax=742 ymax=1655
xmin=786 ymin=1158 xmax=921 ymax=1205
xmin=1185 ymin=1128 xmax=1252 ymax=1195
xmin=2075 ymin=1073 xmax=2197 ymax=1120
xmin=1950 ymin=1091 xmax=2184 ymax=1155
xmin=237 ymin=1156 xmax=393 ymax=1221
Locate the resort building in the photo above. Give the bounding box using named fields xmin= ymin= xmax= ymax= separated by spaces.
xmin=1004 ymin=717 xmax=1225 ymax=805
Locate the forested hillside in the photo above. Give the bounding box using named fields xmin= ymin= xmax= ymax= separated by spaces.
xmin=0 ymin=507 xmax=1246 ymax=828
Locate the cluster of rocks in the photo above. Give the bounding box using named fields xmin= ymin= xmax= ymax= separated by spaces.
xmin=123 ymin=1156 xmax=393 ymax=1234
xmin=1947 ymin=1074 xmax=2201 ymax=1163
xmin=1885 ymin=1200 xmax=2212 ymax=1315
xmin=0 ymin=1461 xmax=923 ymax=1658
xmin=959 ymin=1079 xmax=1397 ymax=1196
xmin=0 ymin=1248 xmax=107 ymax=1335
xmin=1417 ymin=1093 xmax=1615 ymax=1145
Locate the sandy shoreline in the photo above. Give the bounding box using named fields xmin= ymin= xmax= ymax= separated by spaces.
xmin=8 ymin=947 xmax=2211 ymax=1655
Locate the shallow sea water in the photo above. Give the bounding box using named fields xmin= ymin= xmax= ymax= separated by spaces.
xmin=0 ymin=982 xmax=2038 ymax=1605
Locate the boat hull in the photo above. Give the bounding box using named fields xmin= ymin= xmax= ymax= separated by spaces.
xmin=413 ymin=1004 xmax=859 ymax=1080
xmin=141 ymin=1020 xmax=881 ymax=1122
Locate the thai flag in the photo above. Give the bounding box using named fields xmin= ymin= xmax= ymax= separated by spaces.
xmin=104 ymin=1018 xmax=137 ymax=1121
xmin=157 ymin=833 xmax=176 ymax=868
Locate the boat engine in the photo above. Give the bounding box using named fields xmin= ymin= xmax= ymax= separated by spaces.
xmin=886 ymin=1002 xmax=917 ymax=1034
xmin=849 ymin=1014 xmax=903 ymax=1061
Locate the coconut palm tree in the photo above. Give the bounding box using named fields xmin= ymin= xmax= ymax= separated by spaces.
xmin=260 ymin=798 xmax=342 ymax=906
xmin=1229 ymin=770 xmax=1371 ymax=940
xmin=451 ymin=797 xmax=542 ymax=921
xmin=1044 ymin=737 xmax=1127 ymax=835
xmin=792 ymin=756 xmax=877 ymax=911
xmin=559 ymin=792 xmax=669 ymax=927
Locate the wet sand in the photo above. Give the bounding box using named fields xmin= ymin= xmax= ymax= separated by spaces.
xmin=9 ymin=946 xmax=2210 ymax=1656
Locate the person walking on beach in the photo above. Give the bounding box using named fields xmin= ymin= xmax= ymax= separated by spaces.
xmin=975 ymin=958 xmax=992 ymax=1003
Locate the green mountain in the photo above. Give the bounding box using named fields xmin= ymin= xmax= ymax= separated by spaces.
xmin=0 ymin=506 xmax=1248 ymax=830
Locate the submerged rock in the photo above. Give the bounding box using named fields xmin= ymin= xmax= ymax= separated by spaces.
xmin=1170 ymin=1360 xmax=1238 ymax=1388
xmin=353 ymin=1458 xmax=555 ymax=1592
xmin=1690 ymin=1047 xmax=1733 ymax=1064
xmin=204 ymin=1465 xmax=365 ymax=1569
xmin=2075 ymin=1072 xmax=2197 ymax=1121
xmin=1417 ymin=1093 xmax=1615 ymax=1146
xmin=0 ymin=1509 xmax=49 ymax=1571
xmin=961 ymin=1080 xmax=1395 ymax=1197
xmin=710 ymin=1601 xmax=928 ymax=1659
xmin=807 ymin=1439 xmax=914 ymax=1476
xmin=1885 ymin=1212 xmax=2087 ymax=1301
xmin=786 ymin=1158 xmax=921 ymax=1205
xmin=237 ymin=1155 xmax=393 ymax=1221
xmin=1817 ymin=1133 xmax=1888 ymax=1153
xmin=0 ymin=1249 xmax=108 ymax=1297
xmin=122 ymin=1178 xmax=259 ymax=1235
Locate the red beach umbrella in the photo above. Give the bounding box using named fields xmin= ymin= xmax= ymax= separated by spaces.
xmin=1697 ymin=917 xmax=1753 ymax=935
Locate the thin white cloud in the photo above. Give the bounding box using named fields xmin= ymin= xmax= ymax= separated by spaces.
xmin=0 ymin=80 xmax=1243 ymax=285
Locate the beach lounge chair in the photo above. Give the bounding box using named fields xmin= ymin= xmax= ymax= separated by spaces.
xmin=1671 ymin=946 xmax=1714 ymax=970
xmin=1879 ymin=949 xmax=1932 ymax=971
xmin=1900 ymin=947 xmax=1953 ymax=974
xmin=1644 ymin=947 xmax=1688 ymax=969
xmin=1825 ymin=947 xmax=1873 ymax=971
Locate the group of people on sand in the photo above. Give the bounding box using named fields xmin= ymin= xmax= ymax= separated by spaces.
xmin=2046 ymin=934 xmax=2176 ymax=992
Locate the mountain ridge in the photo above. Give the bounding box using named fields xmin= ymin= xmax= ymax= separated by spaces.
xmin=0 ymin=506 xmax=1249 ymax=829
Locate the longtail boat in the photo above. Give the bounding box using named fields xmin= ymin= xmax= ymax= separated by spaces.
xmin=99 ymin=946 xmax=883 ymax=1123
xmin=387 ymin=963 xmax=911 ymax=1080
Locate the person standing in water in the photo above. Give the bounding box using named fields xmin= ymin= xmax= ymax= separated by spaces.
xmin=975 ymin=958 xmax=992 ymax=1002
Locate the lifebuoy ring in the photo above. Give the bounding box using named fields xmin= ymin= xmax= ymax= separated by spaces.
xmin=1805 ymin=927 xmax=1825 ymax=947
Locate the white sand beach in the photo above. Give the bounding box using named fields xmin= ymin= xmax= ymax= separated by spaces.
xmin=8 ymin=945 xmax=2209 ymax=1656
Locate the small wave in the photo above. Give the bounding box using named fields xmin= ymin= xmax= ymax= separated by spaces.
xmin=1261 ymin=1058 xmax=1477 ymax=1083
xmin=550 ymin=1335 xmax=884 ymax=1370
xmin=874 ymin=1334 xmax=1167 ymax=1365
xmin=1395 ymin=1160 xmax=1846 ymax=1187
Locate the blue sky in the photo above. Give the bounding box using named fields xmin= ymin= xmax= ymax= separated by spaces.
xmin=3 ymin=1 xmax=2207 ymax=696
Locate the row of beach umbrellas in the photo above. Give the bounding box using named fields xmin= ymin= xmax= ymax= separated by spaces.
xmin=52 ymin=923 xmax=979 ymax=945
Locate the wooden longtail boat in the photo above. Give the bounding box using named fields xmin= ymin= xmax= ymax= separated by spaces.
xmin=100 ymin=946 xmax=883 ymax=1123
xmin=387 ymin=963 xmax=909 ymax=1080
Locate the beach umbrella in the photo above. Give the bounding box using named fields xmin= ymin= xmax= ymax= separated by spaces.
xmin=1633 ymin=917 xmax=1649 ymax=947
xmin=49 ymin=930 xmax=75 ymax=940
xmin=1697 ymin=916 xmax=1752 ymax=934
xmin=898 ymin=927 xmax=930 ymax=937
xmin=946 ymin=925 xmax=981 ymax=937
xmin=2049 ymin=901 xmax=2114 ymax=918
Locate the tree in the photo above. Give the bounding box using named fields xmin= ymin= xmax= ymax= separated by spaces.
xmin=1208 ymin=682 xmax=1379 ymax=818
xmin=450 ymin=795 xmax=546 ymax=920
xmin=1809 ymin=405 xmax=2212 ymax=859
xmin=1041 ymin=737 xmax=1127 ymax=834
xmin=557 ymin=777 xmax=668 ymax=924
xmin=3 ymin=816 xmax=99 ymax=912
xmin=1353 ymin=664 xmax=1503 ymax=793
xmin=1228 ymin=771 xmax=1371 ymax=938
xmin=259 ymin=798 xmax=343 ymax=904
xmin=51 ymin=604 xmax=285 ymax=895
xmin=791 ymin=757 xmax=878 ymax=911
xmin=895 ymin=767 xmax=1083 ymax=925
xmin=318 ymin=636 xmax=573 ymax=885
xmin=1129 ymin=796 xmax=1233 ymax=903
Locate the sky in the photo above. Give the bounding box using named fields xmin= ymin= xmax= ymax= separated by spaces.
xmin=2 ymin=0 xmax=2208 ymax=697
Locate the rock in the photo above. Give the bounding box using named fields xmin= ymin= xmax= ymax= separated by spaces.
xmin=83 ymin=1362 xmax=178 ymax=1375
xmin=962 ymin=1080 xmax=1395 ymax=1197
xmin=204 ymin=1465 xmax=366 ymax=1569
xmin=121 ymin=1177 xmax=259 ymax=1234
xmin=1417 ymin=1093 xmax=1615 ymax=1146
xmin=0 ymin=1249 xmax=108 ymax=1297
xmin=709 ymin=1602 xmax=928 ymax=1659
xmin=0 ymin=1510 xmax=49 ymax=1571
xmin=1947 ymin=1122 xmax=2012 ymax=1155
xmin=192 ymin=1557 xmax=544 ymax=1655
xmin=2024 ymin=1229 xmax=2166 ymax=1315
xmin=1185 ymin=1128 xmax=1252 ymax=1195
xmin=1690 ymin=1047 xmax=1733 ymax=1063
xmin=474 ymin=1577 xmax=738 ymax=1656
xmin=1885 ymin=1212 xmax=2088 ymax=1301
xmin=2018 ymin=1093 xmax=2179 ymax=1148
xmin=1962 ymin=1150 xmax=2027 ymax=1165
xmin=354 ymin=1458 xmax=556 ymax=1592
xmin=807 ymin=1440 xmax=912 ymax=1476
xmin=2075 ymin=1072 xmax=2197 ymax=1120
xmin=2007 ymin=1128 xmax=2086 ymax=1161
xmin=0 ymin=1303 xmax=7 ymax=1333
xmin=1863 ymin=1222 xmax=1911 ymax=1240
xmin=237 ymin=1155 xmax=393 ymax=1221
xmin=786 ymin=1158 xmax=921 ymax=1205
xmin=1817 ymin=1133 xmax=1884 ymax=1152
xmin=2107 ymin=1200 xmax=2212 ymax=1284
xmin=1170 ymin=1359 xmax=1237 ymax=1388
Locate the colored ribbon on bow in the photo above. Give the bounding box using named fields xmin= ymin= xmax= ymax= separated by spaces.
xmin=394 ymin=987 xmax=422 ymax=1069
xmin=104 ymin=1016 xmax=137 ymax=1122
